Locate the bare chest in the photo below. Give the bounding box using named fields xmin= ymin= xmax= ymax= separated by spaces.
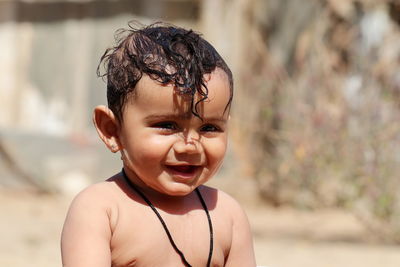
xmin=109 ymin=204 xmax=230 ymax=267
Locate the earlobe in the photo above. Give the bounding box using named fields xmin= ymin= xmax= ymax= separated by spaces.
xmin=93 ymin=105 xmax=122 ymax=153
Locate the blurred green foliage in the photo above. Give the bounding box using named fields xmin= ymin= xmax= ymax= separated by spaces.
xmin=235 ymin=0 xmax=400 ymax=242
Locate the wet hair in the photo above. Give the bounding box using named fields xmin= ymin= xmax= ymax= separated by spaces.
xmin=97 ymin=22 xmax=233 ymax=121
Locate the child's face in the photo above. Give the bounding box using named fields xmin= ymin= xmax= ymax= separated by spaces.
xmin=119 ymin=69 xmax=230 ymax=196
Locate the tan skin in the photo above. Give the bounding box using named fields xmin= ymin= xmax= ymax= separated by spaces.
xmin=61 ymin=69 xmax=256 ymax=267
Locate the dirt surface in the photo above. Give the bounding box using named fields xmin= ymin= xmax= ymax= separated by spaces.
xmin=247 ymin=205 xmax=400 ymax=267
xmin=1 ymin=189 xmax=400 ymax=267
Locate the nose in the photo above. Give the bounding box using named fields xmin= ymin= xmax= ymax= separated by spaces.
xmin=173 ymin=130 xmax=202 ymax=154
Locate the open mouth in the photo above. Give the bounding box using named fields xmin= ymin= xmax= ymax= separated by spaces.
xmin=165 ymin=165 xmax=200 ymax=176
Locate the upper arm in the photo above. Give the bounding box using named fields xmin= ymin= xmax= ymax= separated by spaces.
xmin=223 ymin=195 xmax=257 ymax=267
xmin=61 ymin=184 xmax=113 ymax=267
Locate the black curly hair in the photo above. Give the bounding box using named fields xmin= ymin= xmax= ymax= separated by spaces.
xmin=97 ymin=22 xmax=233 ymax=121
xmin=97 ymin=22 xmax=233 ymax=120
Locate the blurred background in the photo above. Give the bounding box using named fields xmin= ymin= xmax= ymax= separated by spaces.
xmin=1 ymin=0 xmax=400 ymax=266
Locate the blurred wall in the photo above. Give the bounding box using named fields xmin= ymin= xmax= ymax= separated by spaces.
xmin=0 ymin=0 xmax=199 ymax=190
xmin=0 ymin=0 xmax=199 ymax=135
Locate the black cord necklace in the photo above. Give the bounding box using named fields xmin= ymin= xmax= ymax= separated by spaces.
xmin=121 ymin=169 xmax=214 ymax=267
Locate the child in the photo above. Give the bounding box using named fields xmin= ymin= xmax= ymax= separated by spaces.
xmin=61 ymin=22 xmax=256 ymax=267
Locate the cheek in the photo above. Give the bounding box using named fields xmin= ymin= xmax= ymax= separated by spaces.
xmin=205 ymin=137 xmax=228 ymax=165
xmin=128 ymin=135 xmax=173 ymax=163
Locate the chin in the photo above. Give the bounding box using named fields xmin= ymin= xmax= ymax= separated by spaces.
xmin=163 ymin=184 xmax=197 ymax=197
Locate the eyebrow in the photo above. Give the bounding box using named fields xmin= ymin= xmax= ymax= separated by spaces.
xmin=144 ymin=114 xmax=228 ymax=123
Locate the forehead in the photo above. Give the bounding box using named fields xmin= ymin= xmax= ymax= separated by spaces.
xmin=129 ymin=69 xmax=231 ymax=118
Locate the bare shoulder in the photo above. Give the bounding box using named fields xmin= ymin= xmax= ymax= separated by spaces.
xmin=65 ymin=174 xmax=125 ymax=222
xmin=61 ymin=176 xmax=123 ymax=267
xmin=199 ymin=185 xmax=257 ymax=266
xmin=198 ymin=185 xmax=250 ymax=233
xmin=70 ymin=179 xmax=117 ymax=207
xmin=199 ymin=185 xmax=247 ymax=217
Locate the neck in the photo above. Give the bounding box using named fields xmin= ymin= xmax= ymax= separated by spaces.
xmin=121 ymin=167 xmax=197 ymax=208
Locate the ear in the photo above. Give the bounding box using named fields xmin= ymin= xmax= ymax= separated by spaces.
xmin=93 ymin=105 xmax=122 ymax=153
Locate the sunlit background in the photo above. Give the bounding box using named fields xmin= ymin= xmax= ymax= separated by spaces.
xmin=1 ymin=0 xmax=400 ymax=266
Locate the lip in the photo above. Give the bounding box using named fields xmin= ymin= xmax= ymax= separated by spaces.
xmin=164 ymin=164 xmax=202 ymax=179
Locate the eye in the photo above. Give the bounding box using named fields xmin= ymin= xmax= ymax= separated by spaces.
xmin=151 ymin=121 xmax=178 ymax=131
xmin=200 ymin=124 xmax=221 ymax=132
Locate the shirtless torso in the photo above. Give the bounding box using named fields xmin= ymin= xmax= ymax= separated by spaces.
xmin=61 ymin=173 xmax=256 ymax=267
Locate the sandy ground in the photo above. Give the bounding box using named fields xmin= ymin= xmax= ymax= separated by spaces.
xmin=1 ymin=189 xmax=400 ymax=267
